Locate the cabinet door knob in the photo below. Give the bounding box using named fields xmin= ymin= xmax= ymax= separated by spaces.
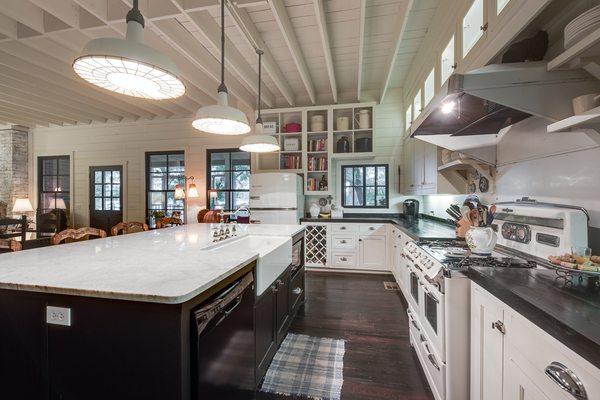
xmin=545 ymin=362 xmax=587 ymax=399
xmin=492 ymin=320 xmax=506 ymax=334
xmin=292 ymin=287 xmax=303 ymax=295
xmin=358 ymin=239 xmax=362 ymax=242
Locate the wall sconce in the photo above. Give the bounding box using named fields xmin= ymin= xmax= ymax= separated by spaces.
xmin=174 ymin=176 xmax=200 ymax=200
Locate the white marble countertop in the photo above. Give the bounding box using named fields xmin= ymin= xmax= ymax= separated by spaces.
xmin=0 ymin=223 xmax=304 ymax=304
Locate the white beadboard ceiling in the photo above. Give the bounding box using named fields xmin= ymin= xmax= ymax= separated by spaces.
xmin=0 ymin=0 xmax=439 ymax=128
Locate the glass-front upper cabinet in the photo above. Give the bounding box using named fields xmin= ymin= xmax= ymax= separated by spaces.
xmin=441 ymin=36 xmax=455 ymax=85
xmin=462 ymin=0 xmax=485 ymax=57
xmin=413 ymin=90 xmax=422 ymax=119
xmin=405 ymin=104 xmax=412 ymax=132
xmin=497 ymin=0 xmax=509 ymax=14
xmin=424 ymin=68 xmax=435 ymax=106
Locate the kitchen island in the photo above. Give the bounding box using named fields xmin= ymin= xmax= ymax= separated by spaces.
xmin=0 ymin=223 xmax=304 ymax=400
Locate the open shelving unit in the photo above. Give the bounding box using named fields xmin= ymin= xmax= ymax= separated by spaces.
xmin=331 ymin=105 xmax=375 ymax=159
xmin=253 ymin=102 xmax=377 ymax=196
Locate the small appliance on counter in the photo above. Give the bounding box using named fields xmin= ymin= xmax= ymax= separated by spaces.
xmin=403 ymin=199 xmax=420 ymax=222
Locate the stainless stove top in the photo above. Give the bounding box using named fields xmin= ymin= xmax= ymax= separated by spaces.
xmin=416 ymin=239 xmax=537 ymax=271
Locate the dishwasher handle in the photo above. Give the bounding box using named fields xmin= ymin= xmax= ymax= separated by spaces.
xmin=194 ymin=272 xmax=254 ymax=336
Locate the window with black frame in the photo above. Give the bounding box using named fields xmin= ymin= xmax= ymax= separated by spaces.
xmin=341 ymin=164 xmax=389 ymax=208
xmin=146 ymin=151 xmax=185 ymax=221
xmin=38 ymin=156 xmax=70 ymax=214
xmin=207 ymin=150 xmax=251 ymax=211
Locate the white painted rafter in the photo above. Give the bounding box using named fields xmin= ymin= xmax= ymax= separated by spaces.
xmin=269 ymin=0 xmax=316 ymax=105
xmin=313 ymin=0 xmax=337 ymax=103
xmin=357 ymin=0 xmax=366 ymax=101
xmin=0 ymin=1 xmax=45 ymax=35
xmin=226 ymin=2 xmax=295 ymax=106
xmin=379 ymin=0 xmax=413 ymax=103
xmin=26 ymin=0 xmax=81 ymax=29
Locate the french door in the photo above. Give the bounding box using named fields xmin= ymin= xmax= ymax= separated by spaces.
xmin=89 ymin=166 xmax=123 ymax=233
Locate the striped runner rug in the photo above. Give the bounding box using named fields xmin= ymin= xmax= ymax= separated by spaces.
xmin=260 ymin=333 xmax=345 ymax=400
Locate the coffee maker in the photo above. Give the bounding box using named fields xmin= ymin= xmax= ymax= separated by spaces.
xmin=403 ymin=199 xmax=420 ymax=222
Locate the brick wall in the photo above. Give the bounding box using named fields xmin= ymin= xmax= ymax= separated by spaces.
xmin=0 ymin=126 xmax=29 ymax=215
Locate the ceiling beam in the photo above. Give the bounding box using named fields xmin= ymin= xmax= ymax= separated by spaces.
xmin=26 ymin=0 xmax=81 ymax=28
xmin=151 ymin=18 xmax=256 ymax=109
xmin=0 ymin=65 xmax=125 ymax=122
xmin=18 ymin=36 xmax=190 ymax=118
xmin=357 ymin=0 xmax=366 ymax=101
xmin=226 ymin=2 xmax=295 ymax=106
xmin=268 ymin=0 xmax=315 ymax=105
xmin=0 ymin=102 xmax=76 ymax=126
xmin=313 ymin=0 xmax=337 ymax=103
xmin=0 ymin=50 xmax=144 ymax=121
xmin=172 ymin=0 xmax=267 ymax=12
xmin=0 ymin=41 xmax=164 ymax=119
xmin=0 ymin=14 xmax=18 ymax=39
xmin=379 ymin=0 xmax=413 ymax=103
xmin=0 ymin=83 xmax=109 ymax=123
xmin=0 ymin=112 xmax=50 ymax=128
xmin=0 ymin=87 xmax=97 ymax=124
xmin=182 ymin=8 xmax=275 ymax=107
xmin=71 ymin=0 xmax=108 ymax=22
xmin=0 ymin=1 xmax=45 ymax=35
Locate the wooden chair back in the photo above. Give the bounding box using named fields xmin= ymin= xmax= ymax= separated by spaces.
xmin=52 ymin=227 xmax=107 ymax=245
xmin=155 ymin=217 xmax=183 ymax=229
xmin=111 ymin=221 xmax=149 ymax=236
xmin=0 ymin=239 xmax=22 ymax=253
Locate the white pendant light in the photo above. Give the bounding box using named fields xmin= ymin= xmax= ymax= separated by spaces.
xmin=240 ymin=49 xmax=280 ymax=153
xmin=73 ymin=0 xmax=185 ymax=100
xmin=192 ymin=0 xmax=251 ymax=135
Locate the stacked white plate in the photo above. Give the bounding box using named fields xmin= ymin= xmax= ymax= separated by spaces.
xmin=564 ymin=5 xmax=600 ymax=48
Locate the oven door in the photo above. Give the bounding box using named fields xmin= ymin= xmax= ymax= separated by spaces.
xmin=407 ymin=266 xmax=421 ymax=313
xmin=419 ymin=278 xmax=445 ymax=358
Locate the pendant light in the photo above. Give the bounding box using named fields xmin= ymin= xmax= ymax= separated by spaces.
xmin=240 ymin=49 xmax=280 ymax=153
xmin=73 ymin=0 xmax=185 ymax=100
xmin=192 ymin=0 xmax=251 ymax=135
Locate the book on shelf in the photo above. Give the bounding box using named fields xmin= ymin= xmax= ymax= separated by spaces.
xmin=307 ymin=156 xmax=328 ymax=172
xmin=280 ymin=154 xmax=301 ymax=169
xmin=308 ymin=138 xmax=327 ymax=152
xmin=306 ymin=175 xmax=328 ymax=191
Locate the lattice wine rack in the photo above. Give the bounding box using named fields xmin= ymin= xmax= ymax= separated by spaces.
xmin=304 ymin=224 xmax=328 ymax=267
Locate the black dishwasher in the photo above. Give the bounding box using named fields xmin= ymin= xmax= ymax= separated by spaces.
xmin=191 ymin=272 xmax=255 ymax=399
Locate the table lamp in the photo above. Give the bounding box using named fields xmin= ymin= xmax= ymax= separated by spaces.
xmin=12 ymin=198 xmax=34 ymax=231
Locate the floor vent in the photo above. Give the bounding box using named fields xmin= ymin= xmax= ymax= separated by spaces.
xmin=383 ymin=281 xmax=400 ymax=291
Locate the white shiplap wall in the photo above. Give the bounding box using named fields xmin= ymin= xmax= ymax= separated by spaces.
xmin=30 ymin=119 xmax=246 ymax=227
xmin=31 ymin=88 xmax=412 ymax=226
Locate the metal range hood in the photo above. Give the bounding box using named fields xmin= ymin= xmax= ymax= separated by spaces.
xmin=410 ymin=61 xmax=600 ymax=164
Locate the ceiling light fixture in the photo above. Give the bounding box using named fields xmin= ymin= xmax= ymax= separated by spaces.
xmin=240 ymin=49 xmax=280 ymax=153
xmin=441 ymin=100 xmax=456 ymax=115
xmin=192 ymin=0 xmax=251 ymax=135
xmin=73 ymin=0 xmax=185 ymax=100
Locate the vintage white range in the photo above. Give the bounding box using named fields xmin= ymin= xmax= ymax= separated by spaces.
xmin=395 ymin=199 xmax=589 ymax=400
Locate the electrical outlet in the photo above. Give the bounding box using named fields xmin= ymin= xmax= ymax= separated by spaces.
xmin=46 ymin=306 xmax=71 ymax=326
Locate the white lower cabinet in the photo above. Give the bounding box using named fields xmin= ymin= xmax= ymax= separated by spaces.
xmin=358 ymin=235 xmax=387 ymax=270
xmin=471 ymin=283 xmax=600 ymax=400
xmin=301 ymin=222 xmax=395 ymax=271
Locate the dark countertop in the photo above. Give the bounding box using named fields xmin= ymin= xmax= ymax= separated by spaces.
xmin=467 ymin=266 xmax=600 ymax=369
xmin=299 ymin=214 xmax=457 ymax=240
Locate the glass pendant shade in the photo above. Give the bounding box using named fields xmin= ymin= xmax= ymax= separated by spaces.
xmin=187 ymin=183 xmax=200 ymax=198
xmin=239 ymin=122 xmax=280 ymax=152
xmin=192 ymin=91 xmax=251 ymax=135
xmin=174 ymin=184 xmax=186 ymax=200
xmin=73 ymin=5 xmax=185 ymax=100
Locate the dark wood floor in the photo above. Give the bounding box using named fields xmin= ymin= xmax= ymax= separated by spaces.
xmin=257 ymin=271 xmax=434 ymax=400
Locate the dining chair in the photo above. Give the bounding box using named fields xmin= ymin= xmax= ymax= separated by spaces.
xmin=155 ymin=217 xmax=183 ymax=228
xmin=0 ymin=239 xmax=22 ymax=253
xmin=111 ymin=221 xmax=149 ymax=236
xmin=52 ymin=227 xmax=107 ymax=245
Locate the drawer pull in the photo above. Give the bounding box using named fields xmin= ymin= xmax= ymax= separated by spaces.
xmin=545 ymin=362 xmax=587 ymax=399
xmin=421 ymin=340 xmax=440 ymax=371
xmin=492 ymin=320 xmax=506 ymax=335
xmin=340 ymin=240 xmax=347 ymax=244
xmin=340 ymin=226 xmax=346 ymax=230
xmin=340 ymin=257 xmax=347 ymax=262
xmin=292 ymin=287 xmax=303 ymax=295
xmin=276 ymin=279 xmax=284 ymax=286
xmin=271 ymin=285 xmax=279 ymax=293
xmin=369 ymin=227 xmax=375 ymax=231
